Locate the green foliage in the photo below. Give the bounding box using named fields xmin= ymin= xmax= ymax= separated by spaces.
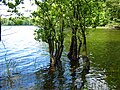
xmin=106 ymin=0 xmax=120 ymax=25
xmin=8 ymin=2 xmax=15 ymax=9
xmin=1 ymin=17 xmax=33 ymax=25
xmin=33 ymin=0 xmax=66 ymax=43
xmin=15 ymin=0 xmax=23 ymax=6
xmin=33 ymin=0 xmax=67 ymax=61
xmin=33 ymin=0 xmax=105 ymax=42
xmin=2 ymin=0 xmax=24 ymax=15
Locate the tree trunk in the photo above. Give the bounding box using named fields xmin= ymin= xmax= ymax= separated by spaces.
xmin=55 ymin=18 xmax=64 ymax=64
xmin=68 ymin=2 xmax=81 ymax=61
xmin=77 ymin=39 xmax=82 ymax=58
xmin=68 ymin=28 xmax=78 ymax=61
xmin=48 ymin=40 xmax=55 ymax=66
xmin=55 ymin=44 xmax=64 ymax=61
xmin=49 ymin=34 xmax=64 ymax=67
xmin=81 ymin=28 xmax=87 ymax=56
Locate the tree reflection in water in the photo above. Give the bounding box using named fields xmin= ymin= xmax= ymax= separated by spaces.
xmin=34 ymin=60 xmax=65 ymax=90
xmin=34 ymin=56 xmax=90 ymax=90
xmin=70 ymin=56 xmax=90 ymax=90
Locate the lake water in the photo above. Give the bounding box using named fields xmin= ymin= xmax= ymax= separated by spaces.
xmin=0 ymin=26 xmax=119 ymax=90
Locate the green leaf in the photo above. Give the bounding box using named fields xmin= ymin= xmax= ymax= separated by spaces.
xmin=8 ymin=2 xmax=15 ymax=9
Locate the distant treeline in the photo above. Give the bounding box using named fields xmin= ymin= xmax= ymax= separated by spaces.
xmin=1 ymin=16 xmax=119 ymax=27
xmin=1 ymin=17 xmax=33 ymax=26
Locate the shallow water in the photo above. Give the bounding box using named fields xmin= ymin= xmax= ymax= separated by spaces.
xmin=0 ymin=26 xmax=119 ymax=90
xmin=87 ymin=28 xmax=120 ymax=90
xmin=0 ymin=26 xmax=50 ymax=90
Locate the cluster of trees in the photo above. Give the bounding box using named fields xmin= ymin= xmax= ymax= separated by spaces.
xmin=32 ymin=0 xmax=105 ymax=67
xmin=1 ymin=17 xmax=33 ymax=25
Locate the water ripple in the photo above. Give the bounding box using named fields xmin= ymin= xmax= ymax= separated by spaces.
xmin=0 ymin=26 xmax=49 ymax=77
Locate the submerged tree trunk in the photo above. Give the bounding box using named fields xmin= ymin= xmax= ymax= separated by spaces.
xmin=67 ymin=2 xmax=83 ymax=61
xmin=49 ymin=19 xmax=64 ymax=68
xmin=49 ymin=39 xmax=64 ymax=72
xmin=55 ymin=43 xmax=64 ymax=63
xmin=81 ymin=29 xmax=87 ymax=55
xmin=80 ymin=20 xmax=87 ymax=56
xmin=68 ymin=28 xmax=78 ymax=61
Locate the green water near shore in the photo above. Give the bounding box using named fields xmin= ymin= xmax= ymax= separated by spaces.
xmin=86 ymin=28 xmax=120 ymax=89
